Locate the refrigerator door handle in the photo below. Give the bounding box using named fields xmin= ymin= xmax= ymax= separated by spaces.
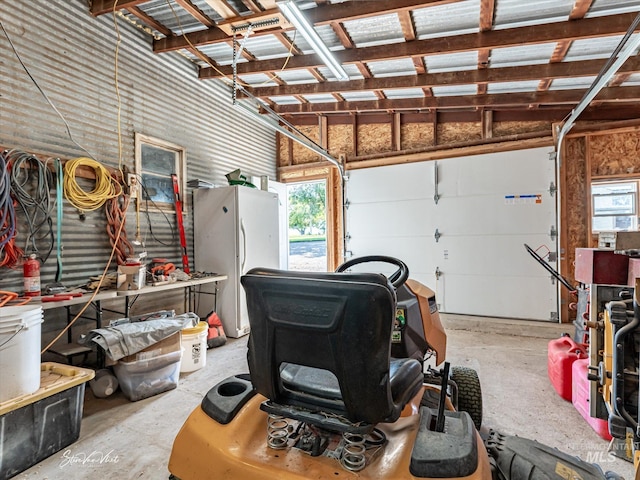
xmin=240 ymin=218 xmax=247 ymax=273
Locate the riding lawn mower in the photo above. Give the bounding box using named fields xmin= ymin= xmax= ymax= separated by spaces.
xmin=168 ymin=256 xmax=624 ymax=480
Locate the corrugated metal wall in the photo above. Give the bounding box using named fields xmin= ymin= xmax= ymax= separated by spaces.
xmin=0 ymin=0 xmax=276 ymax=297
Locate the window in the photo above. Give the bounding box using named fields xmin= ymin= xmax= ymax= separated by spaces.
xmin=134 ymin=133 xmax=186 ymax=210
xmin=591 ymin=180 xmax=639 ymax=232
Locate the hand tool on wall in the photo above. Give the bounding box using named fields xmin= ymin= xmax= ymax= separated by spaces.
xmin=171 ymin=174 xmax=190 ymax=274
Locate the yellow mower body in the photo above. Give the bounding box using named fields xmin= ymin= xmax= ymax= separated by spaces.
xmin=168 ymin=386 xmax=491 ymax=480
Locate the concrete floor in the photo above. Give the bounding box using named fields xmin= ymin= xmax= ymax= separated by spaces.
xmin=14 ymin=314 xmax=636 ymax=480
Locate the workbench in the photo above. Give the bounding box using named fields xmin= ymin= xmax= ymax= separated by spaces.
xmin=38 ymin=274 xmax=227 ymax=365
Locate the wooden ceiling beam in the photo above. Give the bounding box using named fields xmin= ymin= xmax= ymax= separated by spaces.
xmin=91 ymin=0 xmax=145 ymax=16
xmin=175 ymin=0 xmax=216 ymax=27
xmin=569 ymin=0 xmax=595 ymax=20
xmin=126 ymin=6 xmax=173 ymax=36
xmin=198 ymin=12 xmax=639 ymax=77
xmin=273 ymin=31 xmax=303 ymax=55
xmin=537 ymin=1 xmax=592 ymax=92
xmin=245 ymin=56 xmax=640 ymax=97
xmin=268 ymin=86 xmax=640 ymax=114
xmin=308 ymin=68 xmax=327 ymax=82
xmin=154 ymin=0 xmax=464 ymax=52
xmin=331 ymin=22 xmax=356 ymax=48
xmin=240 ymin=0 xmax=263 ymax=13
xmin=608 ymin=72 xmax=633 ymax=87
xmin=412 ymin=55 xmax=426 ymax=74
xmin=204 ymin=0 xmax=239 ymax=19
xmin=398 ymin=11 xmax=416 ymax=41
xmin=479 ymin=0 xmax=495 ymax=31
xmin=266 ymin=72 xmax=286 ymax=85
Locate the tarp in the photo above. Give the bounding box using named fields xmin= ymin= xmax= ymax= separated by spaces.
xmin=80 ymin=313 xmax=198 ymax=361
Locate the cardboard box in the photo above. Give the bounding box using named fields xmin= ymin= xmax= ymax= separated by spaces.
xmin=117 ymin=264 xmax=146 ymax=290
xmin=615 ymin=231 xmax=640 ymax=251
xmin=120 ymin=331 xmax=182 ymax=363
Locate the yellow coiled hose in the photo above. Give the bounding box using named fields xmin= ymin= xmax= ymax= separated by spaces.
xmin=63 ymin=157 xmax=122 ymax=212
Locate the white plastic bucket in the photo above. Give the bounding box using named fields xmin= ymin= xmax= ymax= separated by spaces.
xmin=0 ymin=306 xmax=43 ymax=403
xmin=180 ymin=321 xmax=208 ymax=373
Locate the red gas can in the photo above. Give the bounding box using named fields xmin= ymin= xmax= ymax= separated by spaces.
xmin=547 ymin=335 xmax=588 ymax=401
xmin=572 ymin=358 xmax=612 ymax=440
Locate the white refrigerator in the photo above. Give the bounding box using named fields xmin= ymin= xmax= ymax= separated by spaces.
xmin=193 ymin=186 xmax=280 ymax=338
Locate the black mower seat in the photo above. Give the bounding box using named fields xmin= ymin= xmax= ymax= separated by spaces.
xmin=241 ymin=268 xmax=424 ymax=432
xmin=280 ymin=359 xmax=423 ymax=405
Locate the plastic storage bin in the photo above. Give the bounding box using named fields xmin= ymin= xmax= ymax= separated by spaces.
xmin=0 ymin=362 xmax=94 ymax=480
xmin=113 ymin=332 xmax=182 ymax=401
xmin=548 ymin=335 xmax=588 ymax=401
xmin=572 ymin=358 xmax=612 ymax=440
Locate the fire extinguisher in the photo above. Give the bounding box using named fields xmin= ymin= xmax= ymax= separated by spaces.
xmin=23 ymin=254 xmax=41 ymax=297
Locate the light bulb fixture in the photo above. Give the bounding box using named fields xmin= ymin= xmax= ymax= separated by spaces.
xmin=277 ymin=0 xmax=349 ymax=81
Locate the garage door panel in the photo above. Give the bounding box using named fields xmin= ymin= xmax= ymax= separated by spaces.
xmin=348 ymin=235 xmax=435 ymax=277
xmin=348 ymin=199 xmax=437 ymax=237
xmin=437 ymin=273 xmax=556 ymax=320
xmin=437 ymin=234 xmax=555 ymax=278
xmin=347 ymin=162 xmax=434 ymax=203
xmin=440 ymin=149 xmax=554 ymax=196
xmin=434 ymin=195 xmax=554 ymax=235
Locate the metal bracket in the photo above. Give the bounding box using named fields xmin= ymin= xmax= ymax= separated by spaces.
xmin=548 ymin=182 xmax=556 ymax=197
xmin=434 ymin=228 xmax=441 ymax=242
xmin=549 ymin=225 xmax=557 ymax=241
xmin=435 ymin=267 xmax=442 ymax=280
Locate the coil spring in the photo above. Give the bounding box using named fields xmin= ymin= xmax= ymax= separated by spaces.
xmin=266 ymin=414 xmax=289 ymax=449
xmin=340 ymin=432 xmax=366 ymax=471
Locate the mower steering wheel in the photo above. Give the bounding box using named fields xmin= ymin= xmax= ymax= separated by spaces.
xmin=335 ymin=255 xmax=409 ymax=289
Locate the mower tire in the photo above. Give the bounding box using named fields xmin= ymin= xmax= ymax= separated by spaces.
xmin=451 ymin=366 xmax=483 ymax=430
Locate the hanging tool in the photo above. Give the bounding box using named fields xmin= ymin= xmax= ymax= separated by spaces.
xmin=171 ymin=174 xmax=190 ymax=274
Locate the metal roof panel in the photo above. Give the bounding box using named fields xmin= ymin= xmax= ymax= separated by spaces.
xmin=413 ymin=0 xmax=481 ymax=39
xmin=367 ymin=58 xmax=416 ymax=77
xmin=241 ymin=34 xmax=291 ymax=60
xmin=565 ymin=34 xmax=637 ymax=62
xmin=137 ymin=0 xmax=208 ymax=35
xmin=432 ymin=85 xmax=478 ymax=97
xmin=271 ymin=95 xmax=302 ymax=105
xmin=384 ymin=88 xmax=427 ymax=99
xmin=549 ymin=76 xmax=598 ymax=90
xmin=277 ymin=69 xmax=320 ymax=84
xmin=426 ymin=51 xmax=478 ymax=73
xmin=487 ymin=80 xmax=541 ymax=94
xmin=493 ymin=0 xmax=574 ymax=30
xmin=238 ymin=73 xmax=280 ymax=87
xmin=340 ymin=91 xmax=380 ymax=101
xmin=490 ymin=43 xmax=557 ymax=68
xmin=341 ymin=13 xmax=405 ymax=48
xmin=302 ymin=93 xmax=339 ymax=103
xmin=587 ymin=0 xmax=640 ymax=17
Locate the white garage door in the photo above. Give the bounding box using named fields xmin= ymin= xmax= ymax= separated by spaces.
xmin=345 ymin=147 xmax=558 ymax=321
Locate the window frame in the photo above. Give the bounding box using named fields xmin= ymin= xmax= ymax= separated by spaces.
xmin=134 ymin=133 xmax=186 ymax=212
xmin=590 ymin=179 xmax=639 ymax=233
